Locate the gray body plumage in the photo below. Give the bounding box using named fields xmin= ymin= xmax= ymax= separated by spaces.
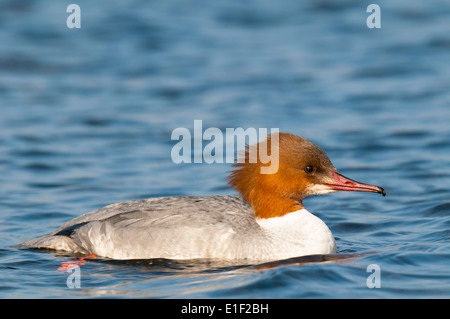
xmin=21 ymin=196 xmax=270 ymax=260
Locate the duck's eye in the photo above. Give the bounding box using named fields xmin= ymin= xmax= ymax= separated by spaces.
xmin=304 ymin=165 xmax=314 ymax=173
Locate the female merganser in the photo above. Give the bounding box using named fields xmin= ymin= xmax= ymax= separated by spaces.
xmin=21 ymin=133 xmax=385 ymax=261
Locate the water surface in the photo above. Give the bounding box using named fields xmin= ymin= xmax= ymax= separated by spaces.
xmin=0 ymin=0 xmax=449 ymax=298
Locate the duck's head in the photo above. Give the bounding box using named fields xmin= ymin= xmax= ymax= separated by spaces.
xmin=228 ymin=132 xmax=385 ymax=219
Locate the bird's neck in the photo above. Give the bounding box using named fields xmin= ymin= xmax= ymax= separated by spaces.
xmin=248 ymin=187 xmax=304 ymax=219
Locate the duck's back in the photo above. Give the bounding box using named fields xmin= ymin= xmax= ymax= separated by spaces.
xmin=21 ymin=195 xmax=263 ymax=260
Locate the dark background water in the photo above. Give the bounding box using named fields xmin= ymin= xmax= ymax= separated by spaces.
xmin=0 ymin=0 xmax=449 ymax=298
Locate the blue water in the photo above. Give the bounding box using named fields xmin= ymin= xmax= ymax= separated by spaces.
xmin=1 ymin=0 xmax=449 ymax=299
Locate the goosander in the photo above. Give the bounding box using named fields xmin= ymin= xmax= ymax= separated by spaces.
xmin=21 ymin=133 xmax=385 ymax=261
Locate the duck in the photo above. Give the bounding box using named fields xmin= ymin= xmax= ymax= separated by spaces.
xmin=21 ymin=132 xmax=385 ymax=261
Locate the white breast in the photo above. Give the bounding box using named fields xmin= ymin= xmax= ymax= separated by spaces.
xmin=255 ymin=209 xmax=336 ymax=259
